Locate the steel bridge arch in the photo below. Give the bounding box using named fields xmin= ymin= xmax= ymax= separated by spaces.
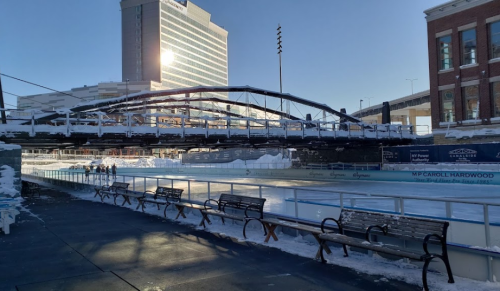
xmin=29 ymin=85 xmax=361 ymax=124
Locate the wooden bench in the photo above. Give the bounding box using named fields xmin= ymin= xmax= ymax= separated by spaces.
xmin=173 ymin=202 xmax=213 ymax=227
xmin=136 ymin=187 xmax=183 ymax=217
xmin=21 ymin=180 xmax=41 ymax=198
xmin=201 ymin=193 xmax=267 ymax=238
xmin=318 ymin=208 xmax=454 ymax=291
xmin=94 ymin=182 xmax=129 ymax=203
xmin=260 ymin=217 xmax=333 ymax=260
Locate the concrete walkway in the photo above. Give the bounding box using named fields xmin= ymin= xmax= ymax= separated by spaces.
xmin=0 ymin=188 xmax=421 ymax=291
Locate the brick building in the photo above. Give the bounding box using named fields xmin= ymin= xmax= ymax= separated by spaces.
xmin=425 ymin=0 xmax=500 ymax=144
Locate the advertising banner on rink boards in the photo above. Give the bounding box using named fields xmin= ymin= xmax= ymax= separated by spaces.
xmin=301 ymin=169 xmax=500 ymax=185
xmin=383 ymin=144 xmax=500 ymax=163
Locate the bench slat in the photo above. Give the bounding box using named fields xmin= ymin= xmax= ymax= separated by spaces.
xmin=340 ymin=210 xmax=446 ymax=241
xmin=319 ymin=233 xmax=423 ymax=260
xmin=203 ymin=209 xmax=245 ymax=221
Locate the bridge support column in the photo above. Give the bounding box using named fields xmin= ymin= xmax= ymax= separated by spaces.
xmin=408 ymin=109 xmax=417 ymax=126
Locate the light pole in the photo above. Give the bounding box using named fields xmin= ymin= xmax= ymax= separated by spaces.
xmin=0 ymin=70 xmax=6 ymax=124
xmin=366 ymin=97 xmax=374 ymax=107
xmin=277 ymin=24 xmax=283 ymax=114
xmin=406 ymin=78 xmax=417 ymax=95
xmin=125 ymin=79 xmax=129 ymax=114
xmin=359 ymin=99 xmax=363 ymax=111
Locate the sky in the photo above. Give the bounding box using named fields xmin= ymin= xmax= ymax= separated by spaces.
xmin=0 ymin=0 xmax=445 ymax=116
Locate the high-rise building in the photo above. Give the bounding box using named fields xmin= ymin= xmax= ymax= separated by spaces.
xmin=120 ymin=0 xmax=228 ymax=98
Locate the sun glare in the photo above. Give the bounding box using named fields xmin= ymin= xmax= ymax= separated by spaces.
xmin=161 ymin=50 xmax=174 ymax=65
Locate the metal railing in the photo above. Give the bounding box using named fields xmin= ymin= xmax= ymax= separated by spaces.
xmin=21 ymin=167 xmax=500 ymax=281
xmin=1 ymin=111 xmax=415 ymax=140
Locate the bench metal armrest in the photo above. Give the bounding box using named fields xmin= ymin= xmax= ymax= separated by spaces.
xmin=321 ymin=217 xmax=342 ymax=234
xmin=142 ymin=190 xmax=156 ymax=199
xmin=115 ymin=187 xmax=128 ymax=195
xmin=244 ymin=204 xmax=262 ymax=218
xmin=365 ymin=224 xmax=388 ymax=242
xmin=204 ymin=199 xmax=220 ymax=210
xmin=96 ymin=185 xmax=111 ymax=191
xmin=423 ymin=233 xmax=445 ymax=255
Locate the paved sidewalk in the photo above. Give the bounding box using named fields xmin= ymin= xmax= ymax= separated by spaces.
xmin=0 ymin=188 xmax=421 ymax=291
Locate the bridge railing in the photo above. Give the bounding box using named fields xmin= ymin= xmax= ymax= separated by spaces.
xmin=1 ymin=111 xmax=415 ymax=140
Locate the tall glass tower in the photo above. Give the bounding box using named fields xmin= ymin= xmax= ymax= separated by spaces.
xmin=121 ymin=0 xmax=228 ymax=98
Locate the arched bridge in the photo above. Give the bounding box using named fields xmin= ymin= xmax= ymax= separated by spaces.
xmin=1 ymin=86 xmax=416 ymax=149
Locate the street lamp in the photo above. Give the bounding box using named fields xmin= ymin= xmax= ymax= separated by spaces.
xmin=277 ymin=24 xmax=283 ymax=115
xmin=125 ymin=78 xmax=129 ymax=114
xmin=406 ymin=78 xmax=417 ymax=95
xmin=359 ymin=99 xmax=364 ymax=111
xmin=366 ymin=97 xmax=375 ymax=107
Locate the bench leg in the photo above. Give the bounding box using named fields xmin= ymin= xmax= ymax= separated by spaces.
xmin=163 ymin=203 xmax=171 ymax=217
xmin=422 ymin=256 xmax=454 ymax=291
xmin=198 ymin=212 xmax=212 ymax=228
xmin=120 ymin=196 xmax=132 ymax=206
xmin=313 ymin=234 xmax=332 ymax=260
xmin=263 ymin=223 xmax=279 ymax=243
xmin=174 ymin=205 xmax=186 ymax=219
xmin=199 ymin=216 xmax=207 ymax=228
xmin=319 ymin=240 xmax=327 ymax=263
xmin=136 ymin=200 xmax=143 ymax=210
xmin=319 ymin=241 xmax=348 ymax=263
xmin=243 ymin=218 xmax=267 ymax=239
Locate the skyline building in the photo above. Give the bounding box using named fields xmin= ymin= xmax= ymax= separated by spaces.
xmin=17 ymin=0 xmax=229 ymax=111
xmin=120 ymin=0 xmax=228 ymax=99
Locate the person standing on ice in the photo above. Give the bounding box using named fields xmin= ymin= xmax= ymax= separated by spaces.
xmin=95 ymin=165 xmax=101 ymax=181
xmin=84 ymin=166 xmax=90 ymax=182
xmin=101 ymin=165 xmax=106 ymax=181
xmin=105 ymin=165 xmax=110 ymax=181
xmin=111 ymin=164 xmax=117 ymax=179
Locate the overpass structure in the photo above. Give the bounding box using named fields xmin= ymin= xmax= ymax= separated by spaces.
xmin=351 ymin=90 xmax=431 ymax=133
xmin=0 ymin=86 xmax=417 ymax=150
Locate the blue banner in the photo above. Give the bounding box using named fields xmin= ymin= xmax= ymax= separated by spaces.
xmin=383 ymin=144 xmax=500 ymax=163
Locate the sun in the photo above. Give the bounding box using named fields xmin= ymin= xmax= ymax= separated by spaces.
xmin=161 ymin=50 xmax=174 ymax=66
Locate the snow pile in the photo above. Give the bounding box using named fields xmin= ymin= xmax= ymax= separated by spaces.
xmin=96 ymin=157 xmax=133 ymax=167
xmin=93 ymin=157 xmax=183 ymax=168
xmin=250 ymin=153 xmax=291 ymax=169
xmin=0 ymin=141 xmax=21 ymax=151
xmin=151 ymin=158 xmax=182 ymax=167
xmin=223 ymin=153 xmax=292 ymax=169
xmin=134 ymin=157 xmax=157 ymax=168
xmin=445 ymin=127 xmax=500 ymax=139
xmin=0 ymin=165 xmax=19 ymax=197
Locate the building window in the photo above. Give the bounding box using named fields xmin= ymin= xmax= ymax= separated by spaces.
xmin=491 ymin=21 xmax=500 ymax=59
xmin=438 ymin=35 xmax=453 ymax=70
xmin=492 ymin=82 xmax=500 ymax=117
xmin=462 ymin=85 xmax=479 ymax=120
xmin=440 ymin=89 xmax=455 ymax=122
xmin=461 ymin=29 xmax=476 ymax=65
